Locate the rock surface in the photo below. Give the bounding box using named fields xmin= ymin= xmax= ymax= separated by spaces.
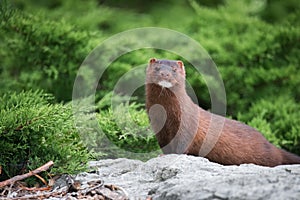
xmin=79 ymin=154 xmax=300 ymax=200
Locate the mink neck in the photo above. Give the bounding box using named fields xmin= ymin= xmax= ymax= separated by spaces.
xmin=147 ymin=82 xmax=185 ymax=94
xmin=146 ymin=83 xmax=192 ymax=108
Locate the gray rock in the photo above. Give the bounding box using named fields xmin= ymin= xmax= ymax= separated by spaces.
xmin=83 ymin=154 xmax=300 ymax=200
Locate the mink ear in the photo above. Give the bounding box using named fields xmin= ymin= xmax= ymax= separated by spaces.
xmin=177 ymin=60 xmax=185 ymax=76
xmin=149 ymin=58 xmax=157 ymax=64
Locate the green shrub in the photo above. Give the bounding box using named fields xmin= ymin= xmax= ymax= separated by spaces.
xmin=78 ymin=93 xmax=160 ymax=160
xmin=0 ymin=91 xmax=90 ymax=181
xmin=72 ymin=93 xmax=160 ymax=161
xmin=0 ymin=3 xmax=99 ymax=102
xmin=186 ymin=1 xmax=300 ymax=114
xmin=11 ymin=0 xmax=154 ymax=34
xmin=259 ymin=0 xmax=300 ymax=24
xmin=99 ymin=103 xmax=158 ymax=151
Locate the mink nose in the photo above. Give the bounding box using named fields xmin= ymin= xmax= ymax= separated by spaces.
xmin=160 ymin=71 xmax=170 ymax=78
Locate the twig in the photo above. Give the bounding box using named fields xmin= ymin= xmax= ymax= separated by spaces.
xmin=0 ymin=161 xmax=54 ymax=188
xmin=17 ymin=184 xmax=51 ymax=192
xmin=9 ymin=190 xmax=68 ymax=200
xmin=34 ymin=173 xmax=48 ymax=186
xmin=81 ymin=180 xmax=104 ymax=195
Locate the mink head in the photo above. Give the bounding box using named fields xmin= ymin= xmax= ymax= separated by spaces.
xmin=146 ymin=58 xmax=186 ymax=90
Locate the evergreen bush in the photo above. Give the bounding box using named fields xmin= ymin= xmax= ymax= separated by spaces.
xmin=0 ymin=3 xmax=98 ymax=101
xmin=187 ymin=1 xmax=300 ymax=116
xmin=0 ymin=91 xmax=90 ymax=181
xmin=90 ymin=93 xmax=160 ymax=160
xmin=98 ymin=102 xmax=159 ymax=154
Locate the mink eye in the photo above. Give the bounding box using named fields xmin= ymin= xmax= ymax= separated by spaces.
xmin=172 ymin=67 xmax=177 ymax=72
xmin=155 ymin=66 xmax=160 ymax=71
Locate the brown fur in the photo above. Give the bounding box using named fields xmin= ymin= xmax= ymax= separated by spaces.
xmin=146 ymin=58 xmax=300 ymax=167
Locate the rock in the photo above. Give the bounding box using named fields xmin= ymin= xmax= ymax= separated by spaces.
xmin=81 ymin=154 xmax=300 ymax=199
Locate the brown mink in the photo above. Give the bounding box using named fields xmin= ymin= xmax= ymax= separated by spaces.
xmin=145 ymin=58 xmax=300 ymax=167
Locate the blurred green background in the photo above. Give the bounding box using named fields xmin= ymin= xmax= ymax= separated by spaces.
xmin=0 ymin=0 xmax=299 ymax=180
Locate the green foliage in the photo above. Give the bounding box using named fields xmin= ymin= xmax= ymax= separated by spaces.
xmin=187 ymin=1 xmax=300 ymax=115
xmin=11 ymin=0 xmax=154 ymax=34
xmin=98 ymin=102 xmax=158 ymax=152
xmin=195 ymin=0 xmax=225 ymax=8
xmin=0 ymin=3 xmax=99 ymax=101
xmin=0 ymin=91 xmax=90 ymax=181
xmin=259 ymin=0 xmax=300 ymax=24
xmin=72 ymin=93 xmax=160 ymax=161
xmin=97 ymin=99 xmax=160 ymax=160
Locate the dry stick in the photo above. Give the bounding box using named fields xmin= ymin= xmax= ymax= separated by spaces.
xmin=10 ymin=190 xmax=67 ymax=200
xmin=34 ymin=174 xmax=48 ymax=186
xmin=81 ymin=180 xmax=104 ymax=195
xmin=0 ymin=161 xmax=54 ymax=188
